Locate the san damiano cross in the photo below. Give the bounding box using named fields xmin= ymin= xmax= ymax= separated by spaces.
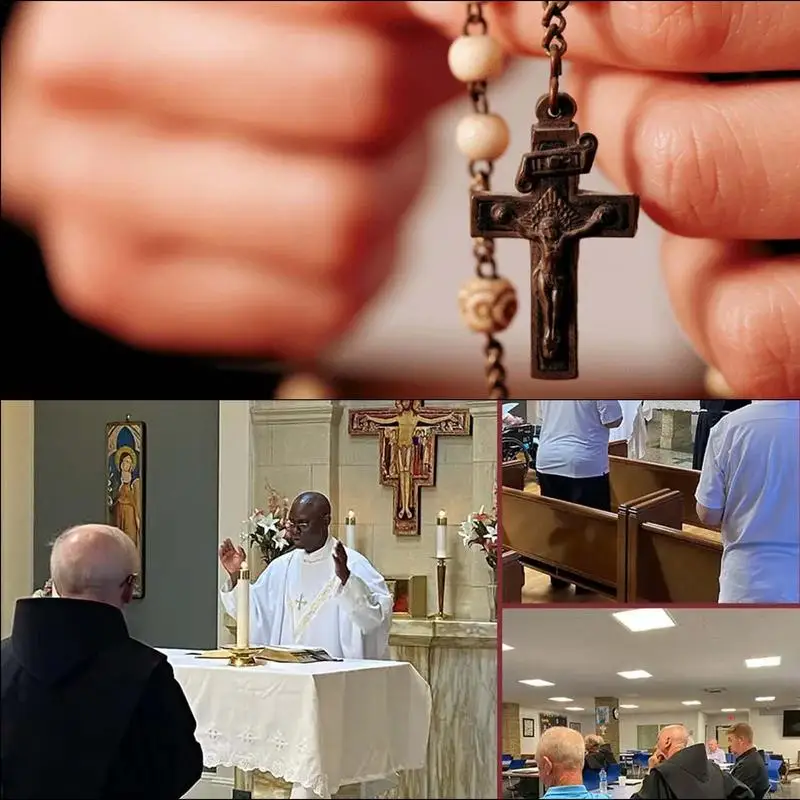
xmin=348 ymin=401 xmax=472 ymax=536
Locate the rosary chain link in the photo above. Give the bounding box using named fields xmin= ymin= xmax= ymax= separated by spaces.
xmin=461 ymin=1 xmax=509 ymax=400
xmin=541 ymin=0 xmax=570 ymax=116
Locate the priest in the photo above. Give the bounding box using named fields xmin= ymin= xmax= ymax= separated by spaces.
xmin=219 ymin=491 xmax=393 ymax=661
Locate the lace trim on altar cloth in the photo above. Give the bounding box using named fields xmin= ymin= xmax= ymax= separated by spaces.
xmin=199 ymin=731 xmax=405 ymax=798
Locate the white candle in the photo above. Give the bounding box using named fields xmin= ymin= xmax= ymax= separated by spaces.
xmin=236 ymin=561 xmax=250 ymax=649
xmin=345 ymin=510 xmax=357 ymax=551
xmin=435 ymin=509 xmax=448 ymax=559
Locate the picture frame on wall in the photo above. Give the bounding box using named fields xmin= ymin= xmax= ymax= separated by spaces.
xmin=540 ymin=713 xmax=568 ymax=734
xmin=105 ymin=420 xmax=146 ymax=598
xmin=522 ymin=717 xmax=535 ymax=739
xmin=569 ymin=722 xmax=582 ymax=733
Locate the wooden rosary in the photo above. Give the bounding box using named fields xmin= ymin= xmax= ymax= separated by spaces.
xmin=452 ymin=1 xmax=641 ymax=398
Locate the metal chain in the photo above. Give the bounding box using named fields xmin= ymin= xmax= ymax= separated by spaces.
xmin=541 ymin=1 xmax=570 ymax=116
xmin=461 ymin=1 xmax=509 ymax=400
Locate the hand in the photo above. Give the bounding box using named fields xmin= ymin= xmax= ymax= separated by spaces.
xmin=409 ymin=1 xmax=800 ymax=396
xmin=333 ymin=540 xmax=350 ymax=585
xmin=648 ymin=751 xmax=666 ymax=770
xmin=2 ymin=1 xmax=456 ymax=362
xmin=218 ymin=538 xmax=246 ymax=578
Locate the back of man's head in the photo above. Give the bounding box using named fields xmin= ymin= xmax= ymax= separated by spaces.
xmin=51 ymin=524 xmax=139 ymax=608
xmin=657 ymin=724 xmax=690 ymax=760
xmin=538 ymin=726 xmax=586 ymax=788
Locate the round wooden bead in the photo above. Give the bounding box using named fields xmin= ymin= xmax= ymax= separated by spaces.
xmin=447 ymin=35 xmax=504 ymax=83
xmin=458 ymin=276 xmax=517 ymax=334
xmin=456 ymin=113 xmax=510 ymax=161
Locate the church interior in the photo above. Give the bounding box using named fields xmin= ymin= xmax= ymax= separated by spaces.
xmin=500 ymin=400 xmax=797 ymax=605
xmin=0 ymin=399 xmax=498 ymax=800
xmin=501 ymin=607 xmax=800 ymax=799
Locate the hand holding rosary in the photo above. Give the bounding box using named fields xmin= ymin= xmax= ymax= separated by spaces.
xmin=452 ymin=1 xmax=641 ymax=399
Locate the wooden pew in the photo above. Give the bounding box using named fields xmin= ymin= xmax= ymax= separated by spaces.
xmin=625 ymin=489 xmax=722 ymax=602
xmin=502 ymin=550 xmax=525 ymax=604
xmin=608 ymin=440 xmax=628 ymax=458
xmin=609 ymin=455 xmax=704 ymax=526
xmin=501 ymin=487 xmax=627 ymax=601
xmin=502 ymin=460 xmax=528 ymax=491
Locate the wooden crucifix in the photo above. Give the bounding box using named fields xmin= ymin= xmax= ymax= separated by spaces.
xmin=348 ymin=401 xmax=472 ymax=536
xmin=471 ymin=95 xmax=640 ymax=379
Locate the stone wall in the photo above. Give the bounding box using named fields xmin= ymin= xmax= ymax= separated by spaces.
xmin=250 ymin=401 xmax=498 ymax=621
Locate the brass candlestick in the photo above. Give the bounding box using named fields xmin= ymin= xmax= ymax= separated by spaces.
xmin=428 ymin=557 xmax=451 ymax=619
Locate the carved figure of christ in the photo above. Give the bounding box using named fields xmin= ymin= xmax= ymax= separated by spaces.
xmin=470 ymin=111 xmax=639 ymax=380
xmin=348 ymin=402 xmax=472 ymax=535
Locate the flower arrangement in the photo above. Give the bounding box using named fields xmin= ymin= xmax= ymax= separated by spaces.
xmin=244 ymin=485 xmax=293 ymax=565
xmin=458 ymin=505 xmax=498 ymax=571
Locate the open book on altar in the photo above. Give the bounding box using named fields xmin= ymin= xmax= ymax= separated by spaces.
xmin=191 ymin=645 xmax=339 ymax=663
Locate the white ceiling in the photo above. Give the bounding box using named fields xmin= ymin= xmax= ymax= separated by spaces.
xmin=502 ymin=608 xmax=800 ymax=713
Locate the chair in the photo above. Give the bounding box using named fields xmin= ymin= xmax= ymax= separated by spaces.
xmin=767 ymin=759 xmax=781 ymax=794
xmin=606 ymin=763 xmax=621 ymax=784
xmin=583 ymin=768 xmax=600 ymax=791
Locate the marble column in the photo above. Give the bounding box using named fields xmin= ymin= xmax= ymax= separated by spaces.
xmin=594 ymin=697 xmax=620 ymax=755
xmin=391 ymin=618 xmax=497 ymax=799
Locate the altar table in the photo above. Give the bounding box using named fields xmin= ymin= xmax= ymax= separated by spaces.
xmin=162 ymin=649 xmax=431 ymax=798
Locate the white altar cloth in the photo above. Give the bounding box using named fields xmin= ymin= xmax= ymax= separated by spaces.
xmin=162 ymin=649 xmax=431 ymax=797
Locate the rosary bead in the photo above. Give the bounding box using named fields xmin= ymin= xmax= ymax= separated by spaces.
xmin=456 ymin=113 xmax=510 ymax=161
xmin=458 ymin=276 xmax=518 ymax=334
xmin=447 ymin=35 xmax=504 ymax=83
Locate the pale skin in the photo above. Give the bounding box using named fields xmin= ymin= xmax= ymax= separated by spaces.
xmin=648 ymin=724 xmax=690 ymax=770
xmin=2 ymin=1 xmax=798 ymax=395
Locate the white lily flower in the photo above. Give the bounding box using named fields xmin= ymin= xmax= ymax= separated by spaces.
xmin=458 ymin=520 xmax=473 ymax=547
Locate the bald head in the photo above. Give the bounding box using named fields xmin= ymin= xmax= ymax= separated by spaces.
xmin=657 ymin=725 xmax=690 ymax=760
xmin=288 ymin=492 xmax=332 ymax=552
xmin=50 ymin=524 xmax=139 ymax=607
xmin=538 ymin=727 xmax=585 ymax=788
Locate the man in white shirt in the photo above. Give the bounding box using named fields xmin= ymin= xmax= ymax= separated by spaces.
xmin=707 ymin=739 xmax=728 ymax=765
xmin=695 ymin=400 xmax=800 ymax=604
xmin=219 ymin=492 xmax=394 ymax=798
xmin=535 ymin=401 xmax=623 ymax=591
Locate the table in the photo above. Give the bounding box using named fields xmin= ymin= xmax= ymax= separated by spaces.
xmin=610 ymin=780 xmax=643 ymax=799
xmin=162 ymin=649 xmax=431 ymax=798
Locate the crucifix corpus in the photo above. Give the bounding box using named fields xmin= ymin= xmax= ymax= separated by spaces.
xmin=453 ymin=1 xmax=640 ymax=391
xmin=348 ymin=401 xmax=472 ymax=536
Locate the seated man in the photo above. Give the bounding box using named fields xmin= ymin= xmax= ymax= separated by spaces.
xmin=632 ymin=724 xmax=753 ymax=800
xmin=1 ymin=524 xmax=203 ymax=800
xmin=537 ymin=726 xmax=609 ymax=798
xmin=706 ymin=738 xmax=728 ymax=765
xmin=728 ymin=723 xmax=770 ymax=800
xmin=585 ymin=734 xmax=617 ymax=771
xmin=695 ymin=400 xmax=800 ymax=603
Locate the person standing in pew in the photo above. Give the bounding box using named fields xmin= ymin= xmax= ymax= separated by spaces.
xmin=535 ymin=401 xmax=623 ymax=593
xmin=631 ymin=725 xmax=753 ymax=800
xmin=692 ymin=401 xmax=752 ymax=470
xmin=695 ymin=400 xmax=800 ymax=604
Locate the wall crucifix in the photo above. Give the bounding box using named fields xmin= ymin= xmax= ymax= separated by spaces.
xmin=348 ymin=401 xmax=472 ymax=536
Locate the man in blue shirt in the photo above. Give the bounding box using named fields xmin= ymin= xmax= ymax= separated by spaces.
xmin=538 ymin=726 xmax=609 ymax=799
xmin=695 ymin=400 xmax=800 ymax=603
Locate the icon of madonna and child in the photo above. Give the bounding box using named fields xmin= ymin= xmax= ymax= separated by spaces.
xmin=106 ymin=421 xmax=145 ymax=597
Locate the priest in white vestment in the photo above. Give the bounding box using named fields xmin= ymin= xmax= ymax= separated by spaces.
xmin=219 ymin=491 xmax=394 ymax=798
xmin=609 ymin=400 xmax=652 ymax=459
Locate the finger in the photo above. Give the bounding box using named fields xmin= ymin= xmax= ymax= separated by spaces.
xmin=41 ymin=213 xmax=400 ymax=359
xmin=37 ymin=117 xmax=427 ymax=278
xmin=568 ymin=67 xmax=800 ymax=240
xmin=661 ymin=233 xmax=800 ymax=396
xmin=238 ymin=547 xmax=247 ymax=559
xmin=29 ymin=1 xmax=455 ymax=150
xmin=408 ymin=1 xmax=800 ymax=72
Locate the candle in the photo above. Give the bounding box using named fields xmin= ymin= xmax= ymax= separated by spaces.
xmin=344 ymin=510 xmax=357 ymax=550
xmin=236 ymin=560 xmax=250 ymax=649
xmin=436 ymin=509 xmax=448 ymax=559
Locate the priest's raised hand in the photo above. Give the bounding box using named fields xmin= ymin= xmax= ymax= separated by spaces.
xmin=219 ymin=491 xmax=393 ymax=661
xmin=218 ymin=538 xmax=247 ymax=586
xmin=332 ymin=540 xmax=350 ymax=586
